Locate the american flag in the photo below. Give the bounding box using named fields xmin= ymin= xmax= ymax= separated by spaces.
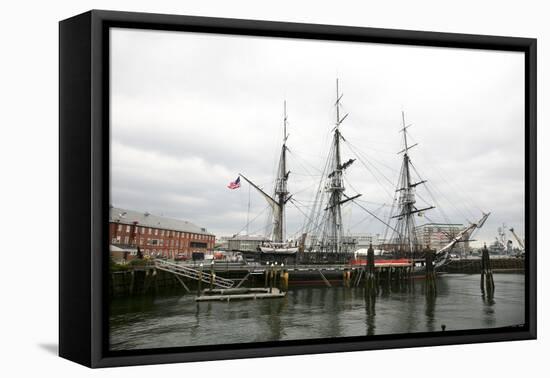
xmin=227 ymin=176 xmax=241 ymax=189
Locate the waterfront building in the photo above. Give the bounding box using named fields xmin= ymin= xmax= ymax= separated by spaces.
xmin=415 ymin=223 xmax=468 ymax=254
xmin=109 ymin=206 xmax=215 ymax=259
xmin=216 ymin=236 xmax=230 ymax=250
xmin=226 ymin=235 xmax=269 ymax=252
xmin=352 ymin=233 xmax=384 ymax=250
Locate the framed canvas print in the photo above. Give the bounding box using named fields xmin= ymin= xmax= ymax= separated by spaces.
xmin=59 ymin=10 xmax=536 ymax=368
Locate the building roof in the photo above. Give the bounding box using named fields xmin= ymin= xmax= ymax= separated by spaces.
xmin=415 ymin=223 xmax=463 ymax=229
xmin=109 ymin=207 xmax=213 ymax=236
xmin=110 ymin=244 xmax=136 ymax=253
xmin=227 ymin=235 xmax=268 ymax=241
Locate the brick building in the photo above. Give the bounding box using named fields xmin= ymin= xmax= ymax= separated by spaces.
xmin=109 ymin=207 xmax=215 ymax=259
xmin=415 ymin=222 xmax=468 ymax=254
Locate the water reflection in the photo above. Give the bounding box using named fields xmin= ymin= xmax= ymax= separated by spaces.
xmin=364 ymin=290 xmax=376 ymax=336
xmin=424 ymin=291 xmax=436 ymax=333
xmin=109 ymin=274 xmax=525 ymax=351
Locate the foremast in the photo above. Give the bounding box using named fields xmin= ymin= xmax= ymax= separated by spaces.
xmin=239 ymin=101 xmax=291 ymax=243
xmin=321 ymin=79 xmax=358 ymax=253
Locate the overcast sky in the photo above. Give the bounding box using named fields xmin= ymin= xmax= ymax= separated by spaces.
xmin=110 ymin=28 xmax=525 ymax=246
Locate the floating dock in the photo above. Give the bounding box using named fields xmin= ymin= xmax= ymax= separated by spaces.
xmin=195 ymin=287 xmax=286 ymax=301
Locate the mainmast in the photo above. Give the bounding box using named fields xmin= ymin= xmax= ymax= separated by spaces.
xmin=391 ymin=112 xmax=434 ymax=257
xmin=325 ymin=79 xmax=352 ymax=253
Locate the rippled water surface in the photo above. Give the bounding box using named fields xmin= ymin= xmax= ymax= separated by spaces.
xmin=109 ymin=273 xmax=525 ymax=351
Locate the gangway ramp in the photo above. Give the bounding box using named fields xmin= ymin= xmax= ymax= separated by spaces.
xmin=155 ymin=259 xmax=234 ymax=289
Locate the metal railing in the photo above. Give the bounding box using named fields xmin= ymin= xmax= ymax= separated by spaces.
xmin=155 ymin=259 xmax=234 ymax=289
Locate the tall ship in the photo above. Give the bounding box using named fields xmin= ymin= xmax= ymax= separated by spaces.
xmin=231 ymin=80 xmax=490 ymax=270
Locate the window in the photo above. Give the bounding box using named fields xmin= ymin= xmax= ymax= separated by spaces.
xmin=148 ymin=228 xmax=152 ymax=235
xmin=124 ymin=236 xmax=129 ymax=244
xmin=141 ymin=227 xmax=145 ymax=233
xmin=154 ymin=229 xmax=158 ymax=235
xmin=161 ymin=230 xmax=165 ymax=236
xmin=126 ymin=225 xmax=131 ymax=232
xmin=117 ymin=224 xmax=122 ymax=231
xmin=190 ymin=241 xmax=207 ymax=248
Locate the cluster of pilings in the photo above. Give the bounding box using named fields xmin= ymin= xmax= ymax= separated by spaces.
xmin=263 ymin=263 xmax=289 ymax=293
xmin=344 ymin=244 xmax=417 ymax=296
xmin=480 ymin=244 xmax=495 ymax=297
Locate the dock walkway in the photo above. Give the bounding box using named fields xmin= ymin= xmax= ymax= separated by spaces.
xmin=196 ymin=287 xmax=286 ymax=301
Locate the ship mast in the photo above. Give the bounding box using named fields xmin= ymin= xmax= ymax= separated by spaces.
xmin=391 ymin=112 xmax=434 ymax=257
xmin=239 ymin=101 xmax=291 ymax=243
xmin=325 ymin=79 xmax=348 ymax=253
xmin=273 ymin=101 xmax=291 ymax=242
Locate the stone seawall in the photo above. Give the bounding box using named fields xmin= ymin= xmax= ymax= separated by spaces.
xmin=110 ymin=268 xmax=181 ymax=297
xmin=109 ymin=267 xmax=253 ymax=297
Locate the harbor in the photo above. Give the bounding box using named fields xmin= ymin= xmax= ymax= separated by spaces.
xmin=109 ymin=273 xmax=525 ymax=350
xmin=109 ymin=253 xmax=524 ymax=297
xmin=108 ymin=78 xmax=526 ymax=349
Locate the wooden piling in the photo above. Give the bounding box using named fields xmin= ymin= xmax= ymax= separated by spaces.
xmin=364 ymin=243 xmax=377 ymax=296
xmin=424 ymin=245 xmax=437 ymax=295
xmin=480 ymin=244 xmax=495 ymax=297
xmin=280 ymin=269 xmax=289 ymax=292
xmin=264 ymin=262 xmax=269 ymax=288
xmin=197 ymin=264 xmax=203 ymax=296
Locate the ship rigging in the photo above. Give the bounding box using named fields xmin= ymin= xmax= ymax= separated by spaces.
xmin=231 ymin=80 xmax=490 ymax=267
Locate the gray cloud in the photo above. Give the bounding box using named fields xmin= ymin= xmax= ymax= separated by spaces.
xmin=110 ymin=28 xmax=525 ymax=246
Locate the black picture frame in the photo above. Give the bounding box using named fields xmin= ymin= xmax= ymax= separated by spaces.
xmin=59 ymin=9 xmax=537 ymax=368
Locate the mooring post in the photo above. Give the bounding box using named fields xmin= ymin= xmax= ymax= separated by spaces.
xmin=281 ymin=263 xmax=288 ymax=292
xmin=365 ymin=243 xmax=376 ymax=295
xmin=269 ymin=263 xmax=274 ymax=293
xmin=198 ymin=263 xmax=203 ymax=296
xmin=210 ymin=260 xmax=215 ymax=290
xmin=274 ymin=262 xmax=279 ymax=289
xmin=425 ymin=245 xmax=436 ymax=294
xmin=264 ymin=261 xmax=269 ymax=288
xmin=481 ymin=243 xmax=495 ymax=296
xmin=279 ymin=263 xmax=283 ymax=290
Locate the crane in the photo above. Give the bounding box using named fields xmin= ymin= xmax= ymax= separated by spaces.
xmin=509 ymin=227 xmax=525 ymax=251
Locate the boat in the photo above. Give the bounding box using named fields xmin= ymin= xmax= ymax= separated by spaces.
xmin=233 ymin=79 xmax=489 ymax=269
xmin=258 ymin=242 xmax=299 ymax=254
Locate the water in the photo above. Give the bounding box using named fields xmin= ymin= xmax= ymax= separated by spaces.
xmin=109 ymin=273 xmax=525 ymax=351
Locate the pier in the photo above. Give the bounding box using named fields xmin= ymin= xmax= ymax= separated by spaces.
xmin=196 ymin=288 xmax=286 ymax=301
xmin=152 ymin=257 xmax=417 ymax=294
